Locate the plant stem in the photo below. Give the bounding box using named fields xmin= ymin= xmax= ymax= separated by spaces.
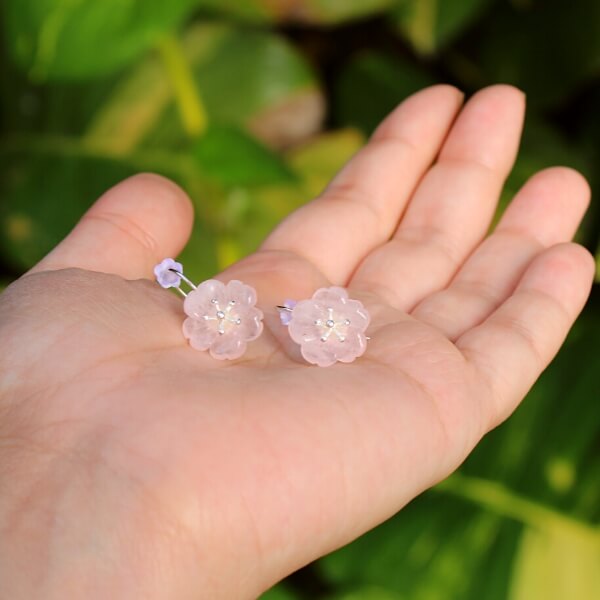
xmin=156 ymin=33 xmax=208 ymax=138
xmin=436 ymin=473 xmax=598 ymax=538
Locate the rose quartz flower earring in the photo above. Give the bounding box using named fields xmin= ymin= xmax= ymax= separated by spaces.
xmin=154 ymin=258 xmax=263 ymax=360
xmin=278 ymin=287 xmax=370 ymax=367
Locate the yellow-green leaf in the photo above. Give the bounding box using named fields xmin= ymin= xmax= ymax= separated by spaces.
xmin=394 ymin=0 xmax=492 ymax=55
xmin=3 ymin=0 xmax=198 ymax=80
xmin=509 ymin=522 xmax=600 ymax=600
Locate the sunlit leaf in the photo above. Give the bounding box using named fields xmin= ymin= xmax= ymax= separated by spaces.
xmin=329 ymin=587 xmax=404 ymax=600
xmin=318 ymin=312 xmax=600 ymax=598
xmin=213 ymin=128 xmax=366 ymax=267
xmin=258 ymin=583 xmax=299 ymax=599
xmin=3 ymin=0 xmax=198 ymax=80
xmin=175 ymin=218 xmax=219 ymax=283
xmin=0 ymin=137 xmax=211 ymax=274
xmin=393 ymin=0 xmax=492 ymax=55
xmin=193 ymin=125 xmax=296 ymax=187
xmin=0 ymin=151 xmax=136 ymax=270
xmin=509 ymin=521 xmax=600 ymax=600
xmin=196 ymin=0 xmax=395 ymax=24
xmin=287 ymin=128 xmax=365 ymax=197
xmin=140 ymin=24 xmax=324 ymax=150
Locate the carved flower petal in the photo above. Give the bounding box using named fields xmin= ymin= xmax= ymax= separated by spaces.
xmin=237 ymin=306 xmax=264 ymax=341
xmin=209 ymin=334 xmax=247 ymax=360
xmin=300 ymin=339 xmax=339 ymax=367
xmin=184 ymin=280 xmax=227 ymax=319
xmin=287 ymin=299 xmax=324 ymax=345
xmin=312 ymin=286 xmax=348 ymax=306
xmin=226 ymin=280 xmax=258 ymax=306
xmin=335 ymin=329 xmax=368 ymax=363
xmin=182 ymin=317 xmax=218 ymax=351
xmin=344 ymin=299 xmax=371 ymax=331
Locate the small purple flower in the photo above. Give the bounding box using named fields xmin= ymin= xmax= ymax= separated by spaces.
xmin=182 ymin=279 xmax=263 ymax=360
xmin=154 ymin=258 xmax=183 ymax=289
xmin=287 ymin=287 xmax=370 ymax=367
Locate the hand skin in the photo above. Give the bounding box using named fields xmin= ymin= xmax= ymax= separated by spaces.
xmin=0 ymin=85 xmax=594 ymax=599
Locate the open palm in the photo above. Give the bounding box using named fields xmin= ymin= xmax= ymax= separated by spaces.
xmin=0 ymin=85 xmax=594 ymax=599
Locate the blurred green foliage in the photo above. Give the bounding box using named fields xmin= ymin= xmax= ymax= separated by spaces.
xmin=1 ymin=1 xmax=598 ymax=598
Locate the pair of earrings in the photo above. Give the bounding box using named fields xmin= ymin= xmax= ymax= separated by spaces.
xmin=154 ymin=258 xmax=370 ymax=367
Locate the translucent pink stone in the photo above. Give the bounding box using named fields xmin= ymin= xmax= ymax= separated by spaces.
xmin=182 ymin=279 xmax=263 ymax=360
xmin=287 ymin=287 xmax=370 ymax=367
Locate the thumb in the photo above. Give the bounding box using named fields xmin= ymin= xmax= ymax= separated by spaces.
xmin=29 ymin=173 xmax=194 ymax=280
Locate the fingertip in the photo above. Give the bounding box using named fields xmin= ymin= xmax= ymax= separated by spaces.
xmin=372 ymin=84 xmax=464 ymax=142
xmin=389 ymin=83 xmax=464 ymax=112
xmin=466 ymin=83 xmax=526 ymax=124
xmin=440 ymin=84 xmax=526 ymax=173
xmin=95 ymin=172 xmax=195 ymax=260
xmin=521 ymin=242 xmax=595 ymax=312
xmin=538 ymin=166 xmax=591 ymax=208
xmin=418 ymin=83 xmax=465 ymax=104
xmin=562 ymin=242 xmax=596 ymax=284
xmin=31 ymin=172 xmax=195 ymax=279
xmin=499 ymin=167 xmax=592 ymax=245
xmin=472 ymin=83 xmax=526 ymax=106
xmin=112 ymin=173 xmax=195 ymax=244
xmin=533 ymin=166 xmax=591 ymax=214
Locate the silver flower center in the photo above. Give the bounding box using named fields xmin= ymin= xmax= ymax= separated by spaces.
xmin=316 ymin=308 xmax=350 ymax=343
xmin=204 ymin=301 xmax=242 ymax=335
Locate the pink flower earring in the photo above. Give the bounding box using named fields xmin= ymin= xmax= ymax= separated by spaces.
xmin=154 ymin=258 xmax=263 ymax=360
xmin=278 ymin=287 xmax=370 ymax=367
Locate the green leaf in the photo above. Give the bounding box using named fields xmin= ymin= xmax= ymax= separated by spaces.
xmin=0 ymin=279 xmax=14 ymax=294
xmin=101 ymin=23 xmax=324 ymax=152
xmin=335 ymin=51 xmax=435 ymax=134
xmin=495 ymin=118 xmax=592 ymax=236
xmin=196 ymin=0 xmax=273 ymax=23
xmin=259 ymin=583 xmax=299 ymax=599
xmin=186 ymin=24 xmax=322 ymax=146
xmin=196 ymin=0 xmax=396 ymax=24
xmin=0 ymin=128 xmax=361 ymax=278
xmin=288 ymin=128 xmax=365 ymax=197
xmin=82 ymin=54 xmax=174 ymax=155
xmin=318 ymin=311 xmax=600 ymax=599
xmin=509 ymin=521 xmax=600 ymax=600
xmin=209 ymin=128 xmax=366 ymax=270
xmin=0 ymin=151 xmax=136 ymax=270
xmin=329 ymin=587 xmax=404 ymax=600
xmin=174 ymin=217 xmax=219 ymax=283
xmin=393 ymin=0 xmax=493 ymax=55
xmin=452 ymin=0 xmax=600 ymax=109
xmin=193 ymin=125 xmax=296 ymax=187
xmin=0 ymin=136 xmax=212 ymax=274
xmin=81 ymin=23 xmax=230 ymax=154
xmin=3 ymin=0 xmax=197 ymax=80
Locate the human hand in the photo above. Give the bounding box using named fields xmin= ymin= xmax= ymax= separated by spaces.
xmin=0 ymin=85 xmax=594 ymax=599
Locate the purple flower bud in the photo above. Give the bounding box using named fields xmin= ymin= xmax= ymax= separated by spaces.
xmin=154 ymin=258 xmax=183 ymax=289
xmin=279 ymin=299 xmax=297 ymax=326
